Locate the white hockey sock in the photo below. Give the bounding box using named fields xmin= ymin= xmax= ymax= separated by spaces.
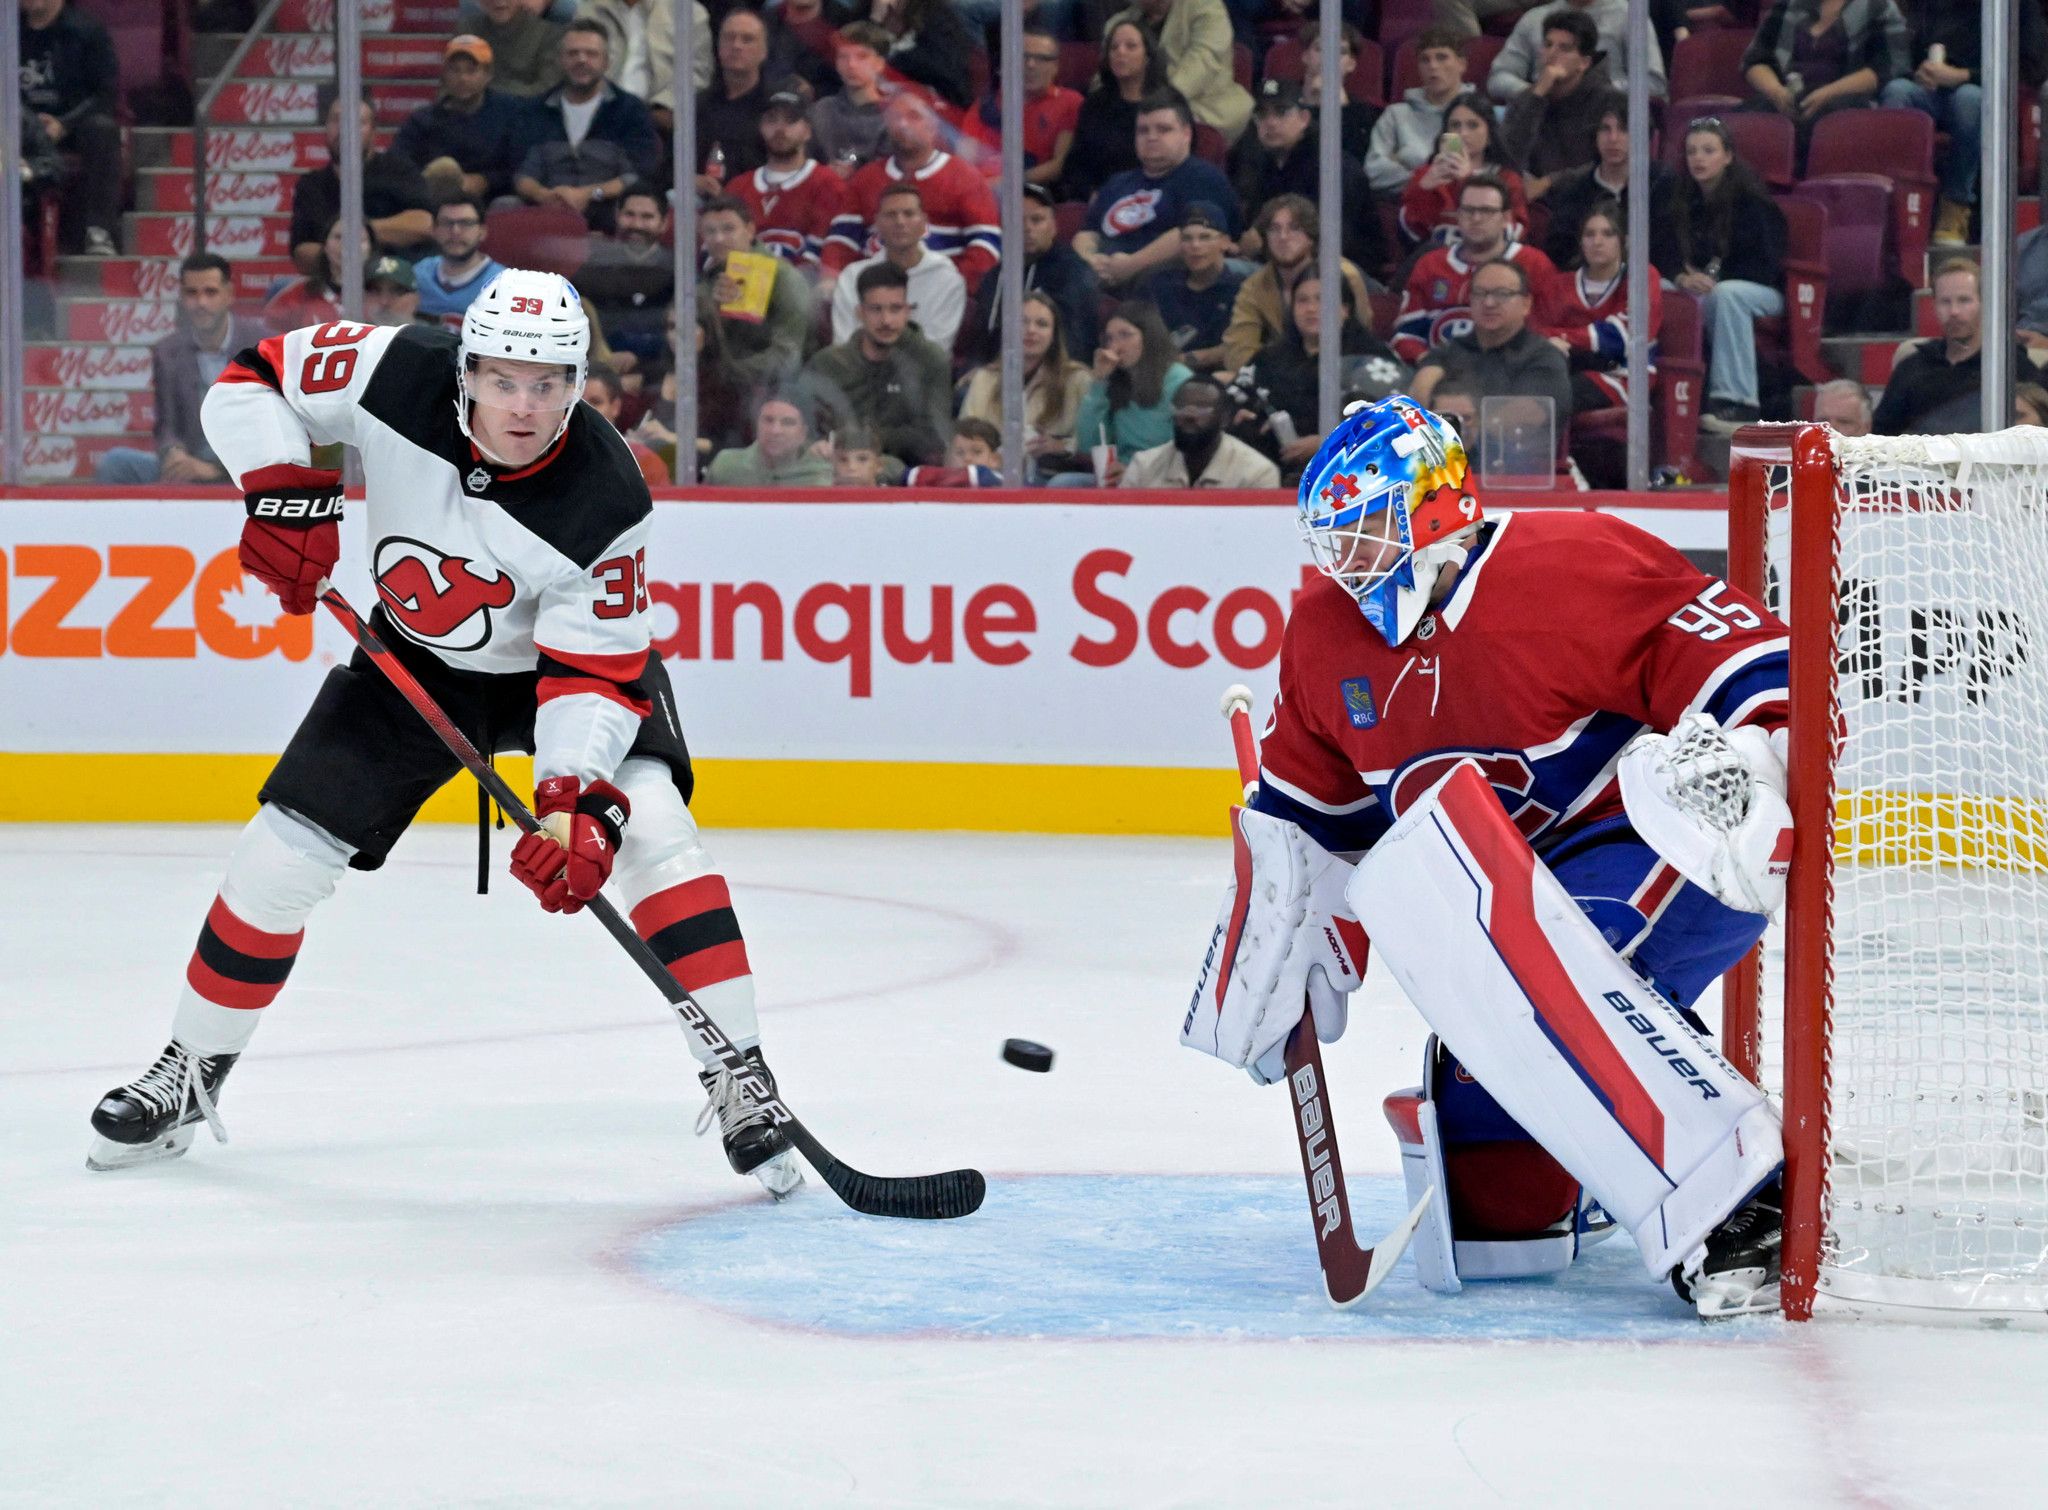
xmin=170 ymin=805 xmax=351 ymax=1057
xmin=611 ymin=760 xmax=760 ymax=1065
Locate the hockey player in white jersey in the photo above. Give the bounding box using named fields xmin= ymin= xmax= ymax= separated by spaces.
xmin=86 ymin=269 xmax=802 ymax=1198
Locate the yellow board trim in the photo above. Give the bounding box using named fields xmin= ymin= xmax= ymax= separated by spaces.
xmin=0 ymin=754 xmax=1245 ymax=836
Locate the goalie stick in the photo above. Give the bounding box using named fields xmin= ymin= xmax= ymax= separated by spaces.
xmin=320 ymin=584 xmax=986 ymax=1221
xmin=1220 ymin=685 xmax=1431 ymax=1305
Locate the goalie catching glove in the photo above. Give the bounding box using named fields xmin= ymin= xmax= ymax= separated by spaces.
xmin=238 ymin=463 xmax=343 ymax=615
xmin=1182 ymin=806 xmax=1369 ymax=1084
xmin=510 ymin=776 xmax=630 ymax=913
xmin=1619 ymin=713 xmax=1792 ymax=917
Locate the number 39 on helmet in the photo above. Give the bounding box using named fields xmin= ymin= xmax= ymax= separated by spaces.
xmin=456 ymin=268 xmax=591 ymax=458
xmin=1297 ymin=394 xmax=1484 ymax=648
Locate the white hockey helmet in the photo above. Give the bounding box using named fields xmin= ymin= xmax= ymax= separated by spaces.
xmin=457 ymin=267 xmax=591 ymax=461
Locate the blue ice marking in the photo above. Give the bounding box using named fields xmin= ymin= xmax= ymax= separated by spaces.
xmin=627 ymin=1175 xmax=1773 ymax=1342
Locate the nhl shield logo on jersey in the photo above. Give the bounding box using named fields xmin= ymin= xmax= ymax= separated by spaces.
xmin=465 ymin=466 xmax=491 ymax=493
xmin=1340 ymin=677 xmax=1379 ymax=729
xmin=373 ymin=536 xmax=518 ymax=653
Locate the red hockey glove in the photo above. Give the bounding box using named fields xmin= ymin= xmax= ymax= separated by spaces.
xmin=238 ymin=464 xmax=344 ymax=615
xmin=510 ymin=777 xmax=631 ymax=914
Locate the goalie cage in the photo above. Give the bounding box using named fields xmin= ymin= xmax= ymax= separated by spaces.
xmin=1726 ymin=423 xmax=2048 ymax=1325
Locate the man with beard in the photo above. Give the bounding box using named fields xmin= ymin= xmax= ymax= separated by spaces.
xmin=412 ymin=194 xmax=506 ymax=330
xmin=513 ymin=20 xmax=663 ymax=229
xmin=1874 ymin=259 xmax=2027 ymax=435
xmin=802 ymin=262 xmax=953 ymax=470
xmin=1121 ymin=373 xmax=1280 ymax=488
xmin=392 ymin=35 xmax=529 ymax=203
xmin=289 ymin=87 xmax=436 ymax=277
xmin=576 ymin=187 xmax=674 ymax=367
xmin=730 ymin=90 xmax=849 ymax=272
xmin=823 ymin=92 xmax=1003 ymax=289
xmin=960 ymin=184 xmax=1099 ymax=367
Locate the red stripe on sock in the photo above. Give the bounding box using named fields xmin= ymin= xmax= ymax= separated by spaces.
xmin=630 ymin=875 xmax=735 ymax=939
xmin=185 ymin=954 xmax=283 ymax=1011
xmin=206 ymin=895 xmax=304 ymax=959
xmin=665 ymin=938 xmax=752 ymax=993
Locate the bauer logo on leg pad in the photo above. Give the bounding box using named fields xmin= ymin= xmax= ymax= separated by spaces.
xmin=1601 ymin=991 xmax=1721 ymax=1101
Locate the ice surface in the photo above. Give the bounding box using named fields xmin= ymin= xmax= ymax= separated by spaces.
xmin=5 ymin=825 xmax=2045 ymax=1508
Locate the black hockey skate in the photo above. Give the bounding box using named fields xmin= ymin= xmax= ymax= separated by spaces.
xmin=696 ymin=1047 xmax=803 ymax=1199
xmin=86 ymin=1042 xmax=238 ymax=1172
xmin=1673 ymin=1176 xmax=1783 ymax=1318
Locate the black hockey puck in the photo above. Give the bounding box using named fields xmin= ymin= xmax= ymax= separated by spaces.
xmin=1001 ymin=1039 xmax=1055 ymax=1073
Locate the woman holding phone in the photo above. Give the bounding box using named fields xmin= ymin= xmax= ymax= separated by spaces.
xmin=1398 ymin=92 xmax=1528 ymax=245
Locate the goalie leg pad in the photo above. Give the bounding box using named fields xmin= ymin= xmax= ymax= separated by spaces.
xmin=1349 ymin=763 xmax=1783 ymax=1278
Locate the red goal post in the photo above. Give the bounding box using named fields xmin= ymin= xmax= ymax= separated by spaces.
xmin=1725 ymin=422 xmax=2048 ymax=1325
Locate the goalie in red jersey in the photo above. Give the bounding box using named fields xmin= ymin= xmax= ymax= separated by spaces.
xmin=1182 ymin=394 xmax=1795 ymax=1316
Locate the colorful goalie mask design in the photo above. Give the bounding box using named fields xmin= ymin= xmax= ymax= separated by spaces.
xmin=1296 ymin=395 xmax=1483 ymax=647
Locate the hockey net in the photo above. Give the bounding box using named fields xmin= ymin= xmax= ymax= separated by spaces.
xmin=1727 ymin=424 xmax=2048 ymax=1323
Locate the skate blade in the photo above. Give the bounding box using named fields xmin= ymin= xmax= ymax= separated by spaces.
xmin=754 ymin=1150 xmax=805 ymax=1201
xmin=1693 ymin=1271 xmax=1780 ymax=1320
xmin=85 ymin=1125 xmax=197 ymax=1172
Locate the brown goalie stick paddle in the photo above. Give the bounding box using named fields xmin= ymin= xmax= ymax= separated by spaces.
xmin=1220 ymin=685 xmax=1431 ymax=1306
xmin=320 ymin=583 xmax=984 ymax=1221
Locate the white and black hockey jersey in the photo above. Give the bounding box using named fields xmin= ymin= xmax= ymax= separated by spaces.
xmin=202 ymin=321 xmax=655 ymax=788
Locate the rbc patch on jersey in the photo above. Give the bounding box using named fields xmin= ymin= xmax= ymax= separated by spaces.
xmin=1340 ymin=677 xmax=1379 ymax=729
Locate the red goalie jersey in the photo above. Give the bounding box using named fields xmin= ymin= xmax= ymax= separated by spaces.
xmin=1250 ymin=510 xmax=1789 ymax=859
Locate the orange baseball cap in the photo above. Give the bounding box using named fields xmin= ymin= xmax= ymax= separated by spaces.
xmin=445 ymin=34 xmax=493 ymax=65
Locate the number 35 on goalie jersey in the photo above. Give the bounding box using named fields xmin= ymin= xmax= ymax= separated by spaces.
xmin=1252 ymin=511 xmax=1790 ymax=859
xmin=203 ymin=322 xmax=658 ymax=745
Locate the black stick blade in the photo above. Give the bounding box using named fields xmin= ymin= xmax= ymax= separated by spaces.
xmin=787 ymin=1126 xmax=986 ymax=1219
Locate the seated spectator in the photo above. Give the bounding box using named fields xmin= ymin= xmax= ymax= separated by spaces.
xmin=291 ymin=86 xmax=436 ymax=277
xmin=1100 ymin=0 xmax=1254 ymax=144
xmin=959 ymin=27 xmax=1083 ymax=187
xmin=958 ymin=290 xmax=1095 ymax=472
xmin=1539 ymin=101 xmax=1667 ymax=267
xmin=580 ymin=0 xmax=712 ymax=126
xmin=1230 ymin=81 xmax=1385 ymax=282
xmin=760 ymin=0 xmax=847 ymax=98
xmin=514 ymin=20 xmax=663 ymax=226
xmin=961 ymin=184 xmax=1102 ymax=367
xmin=1074 ymin=93 xmax=1241 ymax=291
xmin=1123 ymin=374 xmax=1280 ymax=487
xmin=1398 ymin=92 xmax=1528 ymax=245
xmin=472 ymin=0 xmax=564 ymax=98
xmin=577 ymin=186 xmax=673 ymax=362
xmin=363 ymin=255 xmax=421 ymax=325
xmin=20 ymin=0 xmax=121 ymax=255
xmin=412 ymin=194 xmax=507 ymax=330
xmin=701 ymin=193 xmax=816 ymax=384
xmin=1057 ymin=18 xmax=1167 ymax=204
xmin=831 ymin=184 xmax=968 ymax=348
xmin=1143 ymin=202 xmax=1243 ymax=372
xmin=1229 ymin=271 xmax=1406 ymax=482
xmin=1881 ymin=1 xmax=2046 ymax=247
xmin=863 ymin=0 xmax=982 ymax=109
xmin=1499 ymin=11 xmax=1624 ymax=199
xmin=584 ymin=360 xmax=672 ymax=482
xmin=823 ymin=93 xmax=1003 ymax=287
xmin=94 ymin=254 xmax=265 ymax=483
xmin=1650 ymin=119 xmax=1784 ymax=434
xmin=905 ymin=419 xmax=1008 ymax=486
xmin=1534 ymin=199 xmax=1659 ymax=412
xmin=2016 ymin=383 xmax=2048 ymax=428
xmin=1812 ymin=377 xmax=1875 ymax=436
xmin=1490 ymin=0 xmax=1667 ymax=103
xmin=708 ymin=390 xmax=836 ymax=484
xmin=696 ymin=8 xmax=778 ymax=186
xmin=1411 ymin=258 xmax=1575 ymax=424
xmin=1297 ymin=21 xmax=1378 ymax=162
xmin=392 ymin=36 xmax=530 ymax=203
xmin=1367 ymin=26 xmax=1469 ymax=197
xmin=1743 ymin=0 xmax=1909 ymax=166
xmin=1222 ymin=193 xmax=1375 ymax=373
xmin=811 ymin=22 xmax=896 ymax=172
xmin=1070 ymin=301 xmax=1195 ymax=481
xmin=264 ymin=220 xmax=370 ymax=333
xmin=1393 ymin=174 xmax=1557 ymax=365
xmin=802 ymin=261 xmax=955 ymax=467
xmin=628 ymin=306 xmax=752 ymax=469
xmin=831 ymin=422 xmax=889 ymax=485
xmin=731 ymin=89 xmax=849 ymax=271
xmin=1874 ymin=258 xmax=2025 ymax=435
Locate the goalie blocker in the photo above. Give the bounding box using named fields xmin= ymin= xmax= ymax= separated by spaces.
xmin=1353 ymin=762 xmax=1783 ymax=1283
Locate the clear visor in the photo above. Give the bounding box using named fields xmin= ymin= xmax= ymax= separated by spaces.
xmin=1302 ymin=493 xmax=1410 ymax=597
xmin=466 ymin=364 xmax=579 ymax=414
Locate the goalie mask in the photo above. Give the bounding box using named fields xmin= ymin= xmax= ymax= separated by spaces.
xmin=457 ymin=268 xmax=590 ymax=463
xmin=1297 ymin=395 xmax=1483 ymax=647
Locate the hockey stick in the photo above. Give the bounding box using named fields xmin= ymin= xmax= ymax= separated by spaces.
xmin=1220 ymin=685 xmax=1430 ymax=1306
xmin=319 ymin=585 xmax=986 ymax=1221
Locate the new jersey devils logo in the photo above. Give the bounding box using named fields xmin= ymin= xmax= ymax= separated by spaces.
xmin=373 ymin=536 xmax=516 ymax=652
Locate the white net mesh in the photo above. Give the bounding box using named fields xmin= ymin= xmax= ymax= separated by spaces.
xmin=1757 ymin=427 xmax=2048 ymax=1319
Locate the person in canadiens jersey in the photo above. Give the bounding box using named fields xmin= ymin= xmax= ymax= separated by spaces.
xmin=1183 ymin=394 xmax=1797 ymax=1316
xmin=85 ymin=268 xmax=802 ymax=1199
